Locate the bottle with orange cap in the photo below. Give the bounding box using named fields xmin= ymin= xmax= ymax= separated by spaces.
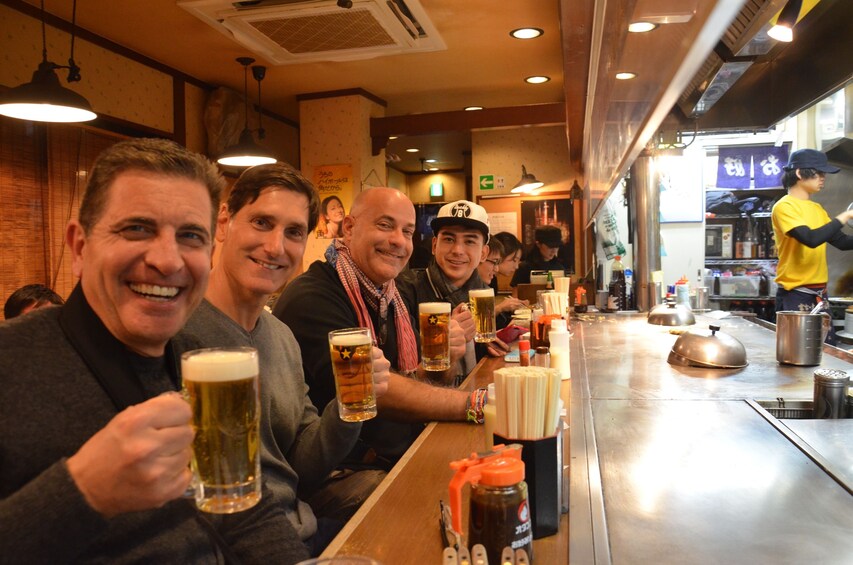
xmin=449 ymin=444 xmax=533 ymax=564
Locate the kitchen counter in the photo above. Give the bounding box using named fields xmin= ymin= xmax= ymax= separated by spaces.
xmin=570 ymin=312 xmax=853 ymax=564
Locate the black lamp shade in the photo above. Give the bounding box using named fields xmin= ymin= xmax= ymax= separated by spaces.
xmin=217 ymin=128 xmax=277 ymax=167
xmin=511 ymin=165 xmax=544 ymax=193
xmin=0 ymin=60 xmax=96 ymax=123
xmin=767 ymin=0 xmax=802 ymax=42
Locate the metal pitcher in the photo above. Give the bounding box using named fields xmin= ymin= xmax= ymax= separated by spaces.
xmin=776 ymin=311 xmax=832 ymax=366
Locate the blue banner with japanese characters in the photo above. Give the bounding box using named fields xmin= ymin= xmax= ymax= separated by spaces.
xmin=717 ymin=146 xmax=752 ymax=188
xmin=752 ymin=144 xmax=788 ymax=188
xmin=716 ymin=144 xmax=789 ymax=189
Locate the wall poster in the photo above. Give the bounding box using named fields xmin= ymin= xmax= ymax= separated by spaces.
xmin=520 ymin=198 xmax=574 ymax=273
xmin=659 ymin=154 xmax=703 ymax=223
xmin=313 ymin=164 xmax=353 ymax=239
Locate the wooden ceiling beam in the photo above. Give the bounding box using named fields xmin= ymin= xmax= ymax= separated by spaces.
xmin=370 ymin=103 xmax=565 ymax=155
xmin=560 ymin=0 xmax=594 ymax=175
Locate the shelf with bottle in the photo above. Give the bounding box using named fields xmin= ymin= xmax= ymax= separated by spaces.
xmin=706 ymin=211 xmax=772 ymax=219
xmin=705 ymin=258 xmax=777 ymax=265
xmin=705 ymin=187 xmax=785 ymax=192
xmin=710 ymin=296 xmax=775 ymax=301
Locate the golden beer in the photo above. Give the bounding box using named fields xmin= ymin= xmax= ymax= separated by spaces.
xmin=181 ymin=347 xmax=260 ymax=514
xmin=419 ymin=302 xmax=451 ymax=371
xmin=328 ymin=328 xmax=376 ymax=422
xmin=470 ymin=288 xmax=496 ymax=343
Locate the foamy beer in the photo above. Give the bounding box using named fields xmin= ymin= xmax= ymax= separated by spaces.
xmin=419 ymin=302 xmax=451 ymax=371
xmin=328 ymin=328 xmax=376 ymax=422
xmin=470 ymin=288 xmax=497 ymax=343
xmin=181 ymin=347 xmax=261 ymax=514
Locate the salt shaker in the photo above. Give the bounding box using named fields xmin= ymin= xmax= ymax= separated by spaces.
xmin=812 ymin=368 xmax=849 ymax=419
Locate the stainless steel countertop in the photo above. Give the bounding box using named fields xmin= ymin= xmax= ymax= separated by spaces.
xmin=782 ymin=419 xmax=853 ymax=487
xmin=569 ymin=312 xmax=853 ymax=565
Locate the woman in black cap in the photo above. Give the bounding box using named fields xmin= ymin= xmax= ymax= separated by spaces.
xmin=510 ymin=224 xmax=567 ymax=286
xmin=771 ymin=148 xmax=853 ymax=340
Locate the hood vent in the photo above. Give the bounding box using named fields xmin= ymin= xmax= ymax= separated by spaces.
xmin=824 ymin=137 xmax=853 ymax=168
xmin=677 ymin=0 xmax=785 ymax=118
xmin=179 ymin=0 xmax=445 ymax=64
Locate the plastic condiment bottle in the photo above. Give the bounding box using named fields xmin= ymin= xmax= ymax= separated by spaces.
xmin=675 ymin=275 xmax=690 ymax=306
xmin=534 ymin=346 xmax=550 ymax=368
xmin=549 ymin=320 xmax=571 ymax=379
xmin=610 ymin=256 xmax=626 ymax=310
xmin=449 ymin=445 xmax=533 ymax=565
xmin=518 ymin=340 xmax=531 ymax=367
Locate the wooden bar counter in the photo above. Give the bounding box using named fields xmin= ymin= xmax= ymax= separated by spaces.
xmin=322 ymin=356 xmax=571 ymax=563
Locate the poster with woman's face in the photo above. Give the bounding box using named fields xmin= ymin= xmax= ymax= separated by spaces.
xmin=313 ymin=164 xmax=353 ymax=239
xmin=319 ymin=195 xmax=346 ymax=239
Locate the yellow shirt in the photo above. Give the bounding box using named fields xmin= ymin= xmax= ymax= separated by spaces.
xmin=771 ymin=194 xmax=830 ymax=290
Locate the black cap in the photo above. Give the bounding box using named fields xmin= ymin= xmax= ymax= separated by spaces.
xmin=784 ymin=149 xmax=840 ymax=174
xmin=534 ymin=225 xmax=562 ymax=248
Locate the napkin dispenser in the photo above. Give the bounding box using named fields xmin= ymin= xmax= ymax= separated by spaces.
xmin=493 ymin=431 xmax=561 ymax=539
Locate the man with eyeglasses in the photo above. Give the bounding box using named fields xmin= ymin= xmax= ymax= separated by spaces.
xmin=771 ymin=148 xmax=853 ymax=342
xmin=477 ymin=237 xmax=503 ymax=286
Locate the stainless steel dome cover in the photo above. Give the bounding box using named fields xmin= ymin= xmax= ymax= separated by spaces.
xmin=647 ymin=301 xmax=696 ymax=326
xmin=668 ymin=324 xmax=748 ymax=368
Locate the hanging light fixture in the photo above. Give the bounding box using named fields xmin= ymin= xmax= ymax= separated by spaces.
xmin=217 ymin=57 xmax=276 ymax=167
xmin=511 ymin=165 xmax=544 ymax=193
xmin=767 ymin=0 xmax=802 ymax=43
xmin=0 ymin=0 xmax=96 ymax=123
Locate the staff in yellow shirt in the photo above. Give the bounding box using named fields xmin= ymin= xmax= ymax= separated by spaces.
xmin=771 ymin=149 xmax=853 ymax=343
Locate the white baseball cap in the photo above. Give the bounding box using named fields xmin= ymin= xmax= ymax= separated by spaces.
xmin=431 ymin=200 xmax=490 ymax=242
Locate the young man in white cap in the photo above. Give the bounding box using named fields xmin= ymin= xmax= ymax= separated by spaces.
xmin=771 ymin=148 xmax=853 ymax=341
xmin=398 ymin=199 xmax=510 ymax=380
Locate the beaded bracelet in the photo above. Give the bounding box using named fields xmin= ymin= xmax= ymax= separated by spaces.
xmin=466 ymin=387 xmax=489 ymax=424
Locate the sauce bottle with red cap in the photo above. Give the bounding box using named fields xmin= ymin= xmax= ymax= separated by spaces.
xmin=449 ymin=445 xmax=534 ymax=564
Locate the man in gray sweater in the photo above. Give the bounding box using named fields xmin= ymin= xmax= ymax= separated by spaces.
xmin=182 ymin=162 xmax=390 ymax=555
xmin=0 ymin=139 xmax=308 ymax=563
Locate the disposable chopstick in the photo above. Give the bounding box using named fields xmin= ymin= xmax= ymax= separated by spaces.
xmin=543 ymin=369 xmax=561 ymax=437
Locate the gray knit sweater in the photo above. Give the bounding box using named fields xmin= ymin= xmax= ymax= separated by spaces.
xmin=182 ymin=299 xmax=362 ymax=541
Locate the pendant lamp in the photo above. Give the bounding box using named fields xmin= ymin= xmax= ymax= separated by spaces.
xmin=217 ymin=57 xmax=276 ymax=167
xmin=0 ymin=0 xmax=96 ymax=123
xmin=767 ymin=0 xmax=802 ymax=43
xmin=511 ymin=165 xmax=544 ymax=193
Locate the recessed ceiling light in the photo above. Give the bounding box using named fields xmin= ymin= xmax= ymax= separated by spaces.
xmin=464 ymin=106 xmax=484 ymax=111
xmin=615 ymin=72 xmax=637 ymax=80
xmin=510 ymin=27 xmax=544 ymax=39
xmin=525 ymin=76 xmax=550 ymax=84
xmin=628 ymin=21 xmax=658 ymax=33
xmin=425 ymin=159 xmax=437 ymax=163
xmin=406 ymin=148 xmax=419 ymax=153
xmin=388 ymin=135 xmax=398 ymax=140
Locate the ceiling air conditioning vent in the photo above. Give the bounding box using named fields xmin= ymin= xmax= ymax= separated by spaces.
xmin=179 ymin=0 xmax=446 ymax=64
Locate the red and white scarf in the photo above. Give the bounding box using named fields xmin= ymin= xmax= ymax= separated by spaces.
xmin=330 ymin=239 xmax=419 ymax=374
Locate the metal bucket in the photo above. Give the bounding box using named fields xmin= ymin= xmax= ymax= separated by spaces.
xmin=776 ymin=311 xmax=831 ymax=366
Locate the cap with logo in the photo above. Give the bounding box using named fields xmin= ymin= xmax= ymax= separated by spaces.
xmin=784 ymin=148 xmax=840 ymax=174
xmin=431 ymin=200 xmax=490 ymax=242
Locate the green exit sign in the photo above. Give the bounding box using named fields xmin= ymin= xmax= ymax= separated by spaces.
xmin=479 ymin=175 xmax=494 ymax=190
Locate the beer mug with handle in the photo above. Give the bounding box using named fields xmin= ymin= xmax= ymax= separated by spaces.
xmin=181 ymin=347 xmax=261 ymax=514
xmin=328 ymin=328 xmax=377 ymax=422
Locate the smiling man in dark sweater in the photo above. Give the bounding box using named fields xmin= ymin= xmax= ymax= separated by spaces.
xmin=0 ymin=139 xmax=308 ymax=564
